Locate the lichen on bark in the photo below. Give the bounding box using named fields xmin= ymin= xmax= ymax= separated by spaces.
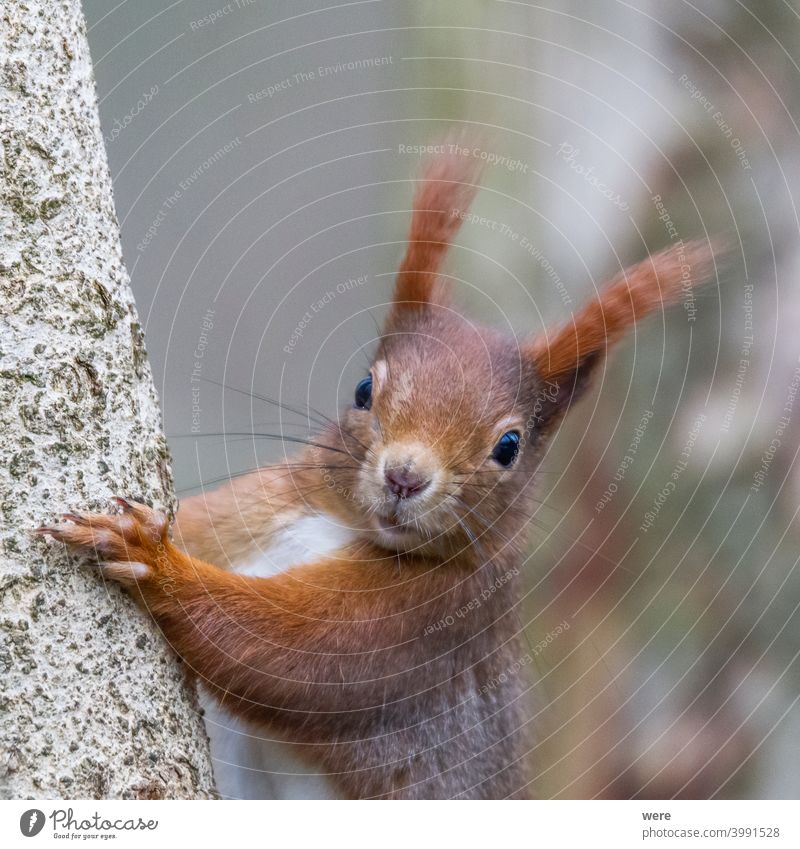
xmin=0 ymin=0 xmax=215 ymax=799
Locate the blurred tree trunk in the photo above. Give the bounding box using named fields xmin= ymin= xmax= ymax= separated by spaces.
xmin=0 ymin=0 xmax=215 ymax=798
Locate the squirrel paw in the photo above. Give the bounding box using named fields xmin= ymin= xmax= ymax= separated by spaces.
xmin=36 ymin=497 xmax=171 ymax=585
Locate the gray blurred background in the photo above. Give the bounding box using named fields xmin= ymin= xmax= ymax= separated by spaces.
xmin=83 ymin=0 xmax=800 ymax=798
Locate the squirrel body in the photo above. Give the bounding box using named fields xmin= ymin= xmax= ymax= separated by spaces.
xmin=41 ymin=142 xmax=719 ymax=799
xmin=173 ymin=468 xmax=534 ymax=799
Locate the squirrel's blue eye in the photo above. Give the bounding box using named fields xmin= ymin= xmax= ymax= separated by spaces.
xmin=492 ymin=431 xmax=520 ymax=466
xmin=354 ymin=375 xmax=373 ymax=409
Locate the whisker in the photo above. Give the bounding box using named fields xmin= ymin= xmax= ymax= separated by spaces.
xmin=448 ymin=508 xmax=490 ymax=567
xmin=451 ymin=494 xmax=526 ymax=561
xmin=449 ymin=482 xmax=565 ymax=526
xmin=200 ymin=377 xmax=327 ymax=428
xmin=175 ymin=460 xmax=358 ymax=495
xmin=198 ymin=376 xmax=370 ymax=454
xmin=199 ymin=427 xmax=320 ymax=450
xmin=267 ymin=484 xmax=338 ymax=513
xmin=170 ymin=431 xmax=356 ymax=458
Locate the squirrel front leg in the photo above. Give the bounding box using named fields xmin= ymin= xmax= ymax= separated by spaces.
xmin=38 ymin=499 xmax=412 ymax=722
xmin=174 ymin=469 xmax=275 ymax=567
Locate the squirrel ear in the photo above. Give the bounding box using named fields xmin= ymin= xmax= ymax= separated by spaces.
xmin=388 ymin=140 xmax=483 ymax=325
xmin=526 ymin=240 xmax=723 ymax=422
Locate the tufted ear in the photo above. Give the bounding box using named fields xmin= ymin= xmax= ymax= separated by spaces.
xmin=388 ymin=141 xmax=483 ymax=327
xmin=526 ymin=240 xmax=723 ymax=424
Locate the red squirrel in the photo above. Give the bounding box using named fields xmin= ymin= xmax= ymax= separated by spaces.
xmin=39 ymin=145 xmax=719 ymax=799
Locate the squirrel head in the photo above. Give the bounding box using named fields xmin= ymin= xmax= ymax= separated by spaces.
xmin=318 ymin=143 xmax=721 ymax=559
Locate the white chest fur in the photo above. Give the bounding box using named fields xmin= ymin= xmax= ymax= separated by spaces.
xmin=203 ymin=511 xmax=355 ymax=799
xmin=236 ymin=512 xmax=356 ymax=577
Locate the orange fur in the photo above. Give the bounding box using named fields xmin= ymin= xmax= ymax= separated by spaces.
xmin=529 ymin=240 xmax=720 ymax=381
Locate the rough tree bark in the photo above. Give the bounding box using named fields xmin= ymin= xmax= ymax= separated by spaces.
xmin=0 ymin=1 xmax=215 ymax=798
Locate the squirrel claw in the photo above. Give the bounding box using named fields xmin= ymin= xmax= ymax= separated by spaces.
xmin=34 ymin=503 xmax=173 ymax=586
xmin=62 ymin=512 xmax=89 ymax=525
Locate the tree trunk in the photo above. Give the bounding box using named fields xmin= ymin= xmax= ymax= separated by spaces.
xmin=0 ymin=0 xmax=215 ymax=799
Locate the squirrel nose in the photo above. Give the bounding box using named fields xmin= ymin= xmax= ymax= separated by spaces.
xmin=384 ymin=466 xmax=430 ymax=499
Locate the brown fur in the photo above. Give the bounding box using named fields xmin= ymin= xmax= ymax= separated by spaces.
xmin=528 ymin=239 xmax=721 ymax=382
xmin=40 ymin=145 xmax=720 ymax=799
